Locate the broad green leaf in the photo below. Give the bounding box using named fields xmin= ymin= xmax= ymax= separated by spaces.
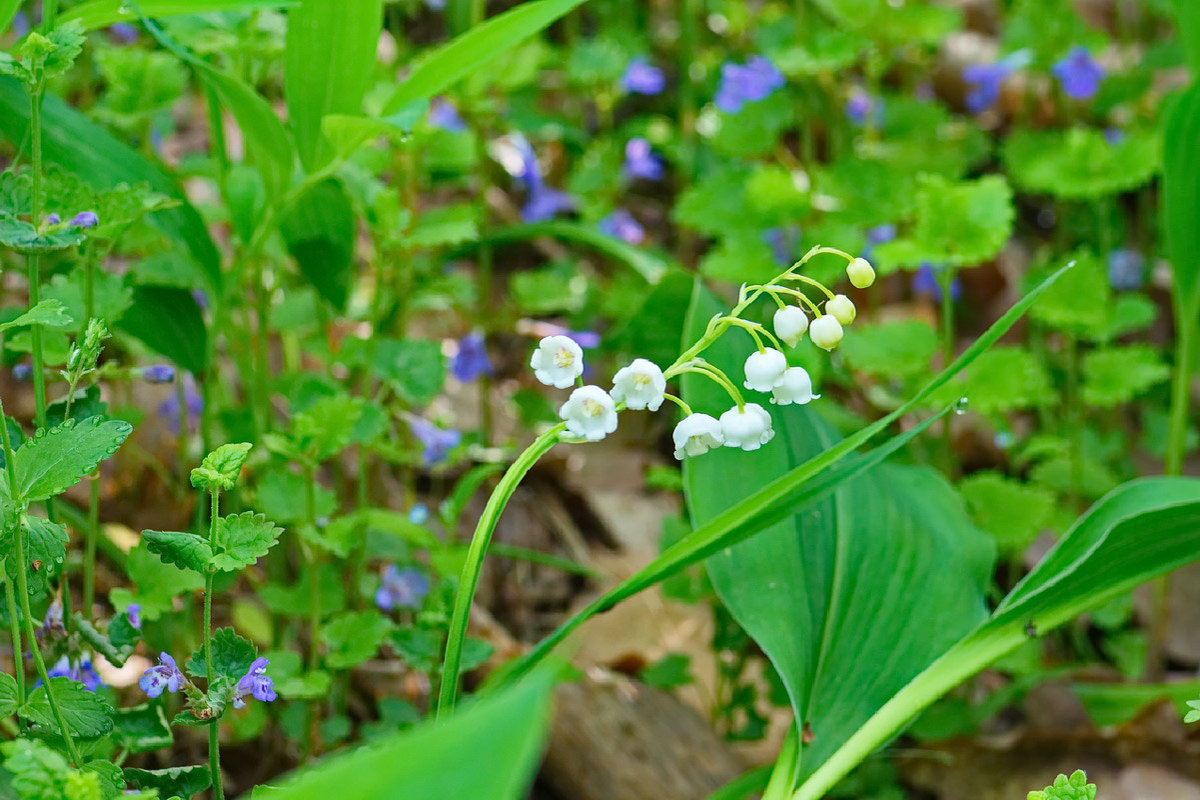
xmin=190 ymin=442 xmax=253 ymax=492
xmin=112 ymin=542 xmax=205 ymax=622
xmin=0 ymin=673 xmax=19 ymax=717
xmin=211 ymin=512 xmax=282 ymax=572
xmin=1 ymin=739 xmax=70 ymax=799
xmin=0 ymin=516 xmax=68 ymax=596
xmin=492 ymin=264 xmax=1074 ymax=691
xmin=929 ymin=346 xmax=1054 ymax=414
xmin=21 ymin=677 xmax=114 ymax=738
xmin=684 ymin=287 xmax=993 ymax=779
xmin=12 ymin=417 xmax=133 ymax=502
xmin=321 ymin=104 xmax=427 ymax=162
xmin=366 ymin=339 xmax=445 ymax=406
xmin=0 ymin=79 xmax=221 ymax=291
xmin=60 ymin=0 xmax=289 ymax=30
xmin=123 ymin=765 xmax=211 ymax=799
xmin=279 ymin=178 xmax=356 ymax=309
xmin=117 ymin=285 xmax=208 ymax=374
xmin=840 ymin=319 xmax=937 ymax=378
xmin=795 ymin=477 xmax=1200 ymax=799
xmin=142 ymin=530 xmax=213 ymax=573
xmin=186 ymin=627 xmax=257 ymax=681
xmin=289 ymin=394 xmax=364 ymax=463
xmin=321 ymin=611 xmax=393 ymax=669
xmin=959 ymin=472 xmax=1054 ymax=556
xmin=0 ymin=299 xmax=73 ymax=333
xmin=258 ymin=669 xmax=555 ymax=800
xmin=113 ymin=703 xmax=173 ymax=754
xmin=285 ymin=0 xmax=383 ymax=170
xmin=198 ymin=67 xmax=294 ymax=202
xmin=1003 ymin=127 xmax=1160 ymax=200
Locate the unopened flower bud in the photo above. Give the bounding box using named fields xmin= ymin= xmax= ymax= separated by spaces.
xmin=809 ymin=315 xmax=844 ymax=351
xmin=847 ymin=257 xmax=875 ymax=289
xmin=773 ymin=306 xmax=809 ymax=347
xmin=826 ymin=294 xmax=856 ymax=325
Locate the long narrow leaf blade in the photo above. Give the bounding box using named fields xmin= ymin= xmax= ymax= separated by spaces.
xmin=60 ymin=0 xmax=290 ymax=30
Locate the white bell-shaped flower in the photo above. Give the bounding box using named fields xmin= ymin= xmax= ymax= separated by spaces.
xmin=530 ymin=335 xmax=584 ymax=388
xmin=809 ymin=315 xmax=844 ymax=351
xmin=743 ymin=348 xmax=788 ymax=392
xmin=611 ymin=358 xmax=667 ymax=411
xmin=719 ymin=403 xmax=774 ymax=451
xmin=847 ymin=257 xmax=875 ymax=289
xmin=672 ymin=413 xmax=724 ymax=459
xmin=773 ymin=306 xmax=809 ymax=347
xmin=826 ymin=294 xmax=856 ymax=325
xmin=771 ymin=367 xmax=821 ymax=406
xmin=559 ymin=385 xmax=618 ymax=441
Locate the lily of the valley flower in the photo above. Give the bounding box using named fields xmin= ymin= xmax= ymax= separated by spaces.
xmin=809 ymin=315 xmax=844 ymax=351
xmin=773 ymin=306 xmax=809 ymax=347
xmin=531 ymin=335 xmax=584 ymax=388
xmin=673 ymin=413 xmax=724 ymax=459
xmin=719 ymin=403 xmax=774 ymax=451
xmin=743 ymin=348 xmax=788 ymax=392
xmin=846 ymin=257 xmax=875 ymax=289
xmin=771 ymin=367 xmax=820 ymax=406
xmin=560 ymin=385 xmax=619 ymax=441
xmin=611 ymin=358 xmax=666 ymax=411
xmin=826 ymin=294 xmax=856 ymax=325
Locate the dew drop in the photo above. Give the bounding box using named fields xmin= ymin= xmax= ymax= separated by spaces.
xmin=954 ymin=396 xmax=969 ymax=416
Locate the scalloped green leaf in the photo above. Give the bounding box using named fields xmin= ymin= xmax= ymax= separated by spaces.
xmin=123 ymin=765 xmax=211 ymax=799
xmin=1028 ymin=770 xmax=1097 ymax=800
xmin=960 ymin=472 xmax=1054 ymax=556
xmin=321 ymin=611 xmax=394 ymax=669
xmin=113 ymin=703 xmax=173 ymax=754
xmin=211 ymin=512 xmax=282 ymax=572
xmin=186 ymin=626 xmax=257 ymax=682
xmin=1003 ymin=127 xmax=1160 ymax=200
xmin=929 ymin=345 xmax=1054 ymax=414
xmin=190 ymin=442 xmax=252 ymax=492
xmin=141 ymin=530 xmax=213 ymax=574
xmin=0 ymin=216 xmax=85 ymax=255
xmin=21 ymin=677 xmax=113 ymax=739
xmin=873 ymin=174 xmax=1014 ymax=270
xmin=1082 ymin=346 xmax=1171 ymax=407
xmin=12 ymin=417 xmax=132 ymax=502
xmin=0 ymin=299 xmax=73 ymax=333
xmin=840 ymin=319 xmax=938 ymax=378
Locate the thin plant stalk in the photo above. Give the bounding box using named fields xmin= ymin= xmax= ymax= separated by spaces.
xmin=3 ymin=570 xmax=25 ymax=711
xmin=0 ymin=399 xmax=79 ymax=765
xmin=205 ymin=489 xmax=225 ymax=800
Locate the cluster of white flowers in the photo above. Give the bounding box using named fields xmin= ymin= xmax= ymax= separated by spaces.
xmin=528 ymin=250 xmax=874 ymax=460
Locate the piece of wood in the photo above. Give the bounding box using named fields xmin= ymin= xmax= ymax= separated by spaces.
xmin=539 ymin=669 xmax=746 ymax=800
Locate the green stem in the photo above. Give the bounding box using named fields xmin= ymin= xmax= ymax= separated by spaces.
xmin=938 ymin=268 xmax=956 ymax=476
xmin=15 ymin=520 xmax=80 ymax=763
xmin=763 ymin=722 xmax=801 ymax=800
xmin=1165 ymin=304 xmax=1195 ymax=476
xmin=82 ymin=478 xmax=98 ymax=615
xmin=27 ymin=89 xmax=47 ymax=432
xmin=436 ymin=423 xmax=566 ymax=716
xmin=3 ymin=571 xmax=24 ymax=714
xmin=205 ymin=489 xmax=225 ymax=800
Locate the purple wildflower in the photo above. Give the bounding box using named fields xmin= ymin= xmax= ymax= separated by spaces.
xmin=845 ymin=89 xmax=876 ymax=126
xmin=141 ymin=365 xmax=175 ymax=384
xmin=623 ymin=138 xmax=664 ymax=181
xmin=513 ymin=135 xmax=575 ymax=223
xmin=45 ymin=213 xmax=62 ymax=226
xmin=233 ymin=657 xmax=276 ymax=708
xmin=1104 ymin=127 xmax=1125 ymax=146
xmin=621 ymin=58 xmax=665 ymax=95
xmin=375 ymin=565 xmax=431 ymax=612
xmin=12 ymin=363 xmax=31 ymax=382
xmin=409 ymin=503 xmax=429 ymax=525
xmin=69 ymin=212 xmax=99 ymax=229
xmin=424 ymin=0 xmax=446 ymax=8
xmin=108 ymin=22 xmax=138 ymax=44
xmin=1107 ymin=249 xmax=1145 ymax=291
xmin=450 ymin=332 xmax=492 ymax=382
xmin=912 ymin=262 xmax=962 ymax=302
xmin=126 ymin=603 xmax=142 ymax=630
xmin=12 ymin=11 xmax=29 ymax=36
xmin=763 ymin=227 xmax=802 ymax=266
xmin=140 ymin=653 xmax=185 ymax=698
xmin=599 ymin=209 xmax=646 ymax=245
xmin=429 ymin=97 xmax=467 ymax=133
xmin=866 ymin=224 xmax=897 ymax=245
xmin=1053 ymin=47 xmax=1104 ymax=100
xmin=157 ymin=375 xmax=203 ymax=433
xmin=45 ymin=657 xmax=103 ymax=692
xmin=192 ymin=289 xmax=209 ymax=310
xmin=714 ymin=56 xmax=785 ymax=113
xmin=38 ymin=600 xmax=65 ymax=640
xmin=963 ymin=60 xmax=1015 ymax=113
xmin=409 ymin=417 xmax=461 ymax=466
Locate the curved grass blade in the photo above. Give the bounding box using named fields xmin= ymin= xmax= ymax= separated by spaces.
xmin=59 ymin=0 xmax=291 ymax=30
xmin=475 ymin=221 xmax=677 ymax=284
